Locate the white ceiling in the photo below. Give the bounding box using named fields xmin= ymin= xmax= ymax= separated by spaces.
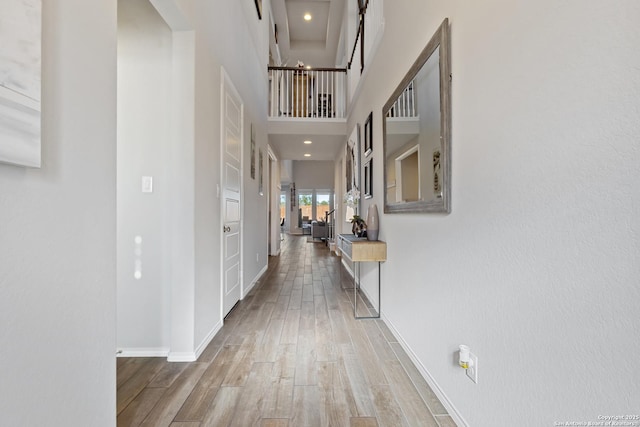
xmin=270 ymin=0 xmax=346 ymax=67
xmin=269 ymin=134 xmax=345 ymax=161
xmin=287 ymin=1 xmax=330 ymax=43
xmin=268 ymin=119 xmax=347 ymax=161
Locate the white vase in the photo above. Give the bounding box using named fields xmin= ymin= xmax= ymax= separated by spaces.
xmin=366 ymin=204 xmax=379 ymax=241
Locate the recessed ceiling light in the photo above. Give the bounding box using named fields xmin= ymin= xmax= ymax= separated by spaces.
xmin=304 ymin=13 xmax=312 ymax=21
xmin=304 ymin=140 xmax=312 ymax=144
xmin=304 ymin=153 xmax=311 ymax=157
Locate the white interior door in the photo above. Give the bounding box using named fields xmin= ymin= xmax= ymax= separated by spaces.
xmin=221 ymin=70 xmax=243 ymax=317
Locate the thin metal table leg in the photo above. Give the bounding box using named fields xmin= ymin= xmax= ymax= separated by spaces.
xmin=354 ymin=261 xmax=381 ymax=320
xmin=354 ymin=261 xmax=358 ymax=315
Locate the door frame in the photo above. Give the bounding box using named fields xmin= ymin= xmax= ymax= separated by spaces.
xmin=267 ymin=145 xmax=280 ymax=256
xmin=395 ymin=143 xmax=420 ymax=203
xmin=219 ymin=67 xmax=244 ymax=321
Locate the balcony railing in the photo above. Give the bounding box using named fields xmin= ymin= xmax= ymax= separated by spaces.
xmin=268 ymin=67 xmax=347 ymax=119
xmin=386 ymin=80 xmax=416 ymax=118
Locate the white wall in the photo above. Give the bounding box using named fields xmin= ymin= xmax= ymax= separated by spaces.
xmin=293 ymin=160 xmax=335 ymax=189
xmin=178 ymin=0 xmax=271 ymax=344
xmin=280 ymin=159 xmax=293 ymax=183
xmin=0 ymin=0 xmax=117 ymax=425
xmin=117 ymin=0 xmax=271 ymax=359
xmin=117 ymin=0 xmax=173 ymax=354
xmin=119 ymin=0 xmax=269 ymax=361
xmin=349 ymin=1 xmax=640 ymax=425
xmin=117 ymin=0 xmax=198 ymax=361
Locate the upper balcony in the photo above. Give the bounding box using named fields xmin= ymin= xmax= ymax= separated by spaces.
xmin=267 ymin=67 xmax=348 ymax=160
xmin=266 ymin=0 xmax=384 ymax=160
xmin=268 ymin=66 xmax=347 ymax=121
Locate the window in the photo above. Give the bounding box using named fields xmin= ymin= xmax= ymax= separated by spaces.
xmin=280 ymin=192 xmax=286 ymax=222
xmin=296 ymin=190 xmax=334 ymax=227
xmin=298 ymin=192 xmax=312 ymax=224
xmin=316 ymin=192 xmax=331 ymax=221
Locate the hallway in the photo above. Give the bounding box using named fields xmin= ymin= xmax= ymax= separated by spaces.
xmin=116 ymin=235 xmax=455 ymax=426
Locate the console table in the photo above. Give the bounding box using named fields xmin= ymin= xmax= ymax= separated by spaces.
xmin=337 ymin=234 xmax=387 ymax=319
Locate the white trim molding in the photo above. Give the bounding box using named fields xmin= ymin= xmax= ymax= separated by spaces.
xmin=382 ymin=314 xmax=469 ymax=427
xmin=243 ymin=264 xmax=268 ymax=298
xmin=117 ymin=348 xmax=170 ymax=358
xmin=167 ymin=351 xmax=197 ymax=362
xmin=194 ymin=320 xmax=223 ymax=360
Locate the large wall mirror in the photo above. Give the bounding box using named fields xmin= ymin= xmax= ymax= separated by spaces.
xmin=382 ymin=18 xmax=451 ymax=213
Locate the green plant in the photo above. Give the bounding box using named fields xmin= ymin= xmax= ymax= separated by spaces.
xmin=350 ymin=215 xmax=367 ymax=237
xmin=350 ymin=215 xmax=363 ymax=224
xmin=298 ymin=194 xmax=312 ymax=205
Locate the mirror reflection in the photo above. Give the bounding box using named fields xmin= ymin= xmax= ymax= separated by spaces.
xmin=383 ymin=19 xmax=450 ymax=213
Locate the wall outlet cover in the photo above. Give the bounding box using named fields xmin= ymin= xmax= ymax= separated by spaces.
xmin=467 ymin=352 xmax=478 ymax=384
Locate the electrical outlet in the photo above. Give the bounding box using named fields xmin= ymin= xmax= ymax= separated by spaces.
xmin=466 ymin=352 xmax=478 ymax=384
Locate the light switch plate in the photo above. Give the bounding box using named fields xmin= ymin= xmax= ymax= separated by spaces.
xmin=142 ymin=176 xmax=153 ymax=193
xmin=466 ymin=352 xmax=478 ymax=384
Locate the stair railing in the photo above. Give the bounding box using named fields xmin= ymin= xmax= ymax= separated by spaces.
xmin=324 ymin=209 xmax=336 ymax=246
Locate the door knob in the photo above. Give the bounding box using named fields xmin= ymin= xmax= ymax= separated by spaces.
xmin=223 ymin=226 xmax=231 ymax=232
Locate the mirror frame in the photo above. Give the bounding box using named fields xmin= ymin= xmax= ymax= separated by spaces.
xmin=382 ymin=18 xmax=451 ymax=214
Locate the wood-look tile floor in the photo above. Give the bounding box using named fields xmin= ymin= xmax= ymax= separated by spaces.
xmin=117 ymin=235 xmax=456 ymax=427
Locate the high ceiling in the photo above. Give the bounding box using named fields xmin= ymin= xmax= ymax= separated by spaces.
xmin=270 ymin=0 xmax=346 ymax=68
xmin=268 ymin=0 xmax=349 ymax=166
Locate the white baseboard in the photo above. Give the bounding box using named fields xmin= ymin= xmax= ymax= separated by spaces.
xmin=117 ymin=321 xmax=223 ymax=362
xmin=340 ymin=258 xmax=361 ymax=287
xmin=243 ymin=264 xmax=268 ymax=297
xmin=194 ymin=320 xmax=223 ymax=360
xmin=170 ymin=319 xmax=223 ymax=362
xmin=117 ymin=347 xmax=170 ymax=358
xmin=167 ymin=351 xmax=197 ymax=362
xmin=381 ymin=314 xmax=469 ymax=427
xmin=340 ymin=258 xmax=355 ymax=278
